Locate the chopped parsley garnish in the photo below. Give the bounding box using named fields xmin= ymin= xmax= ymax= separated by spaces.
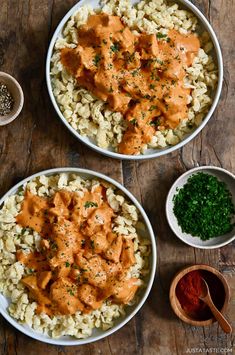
xmin=131 ymin=69 xmax=139 ymax=77
xmin=84 ymin=201 xmax=98 ymax=209
xmin=68 ymin=289 xmax=74 ymax=296
xmin=65 ymin=262 xmax=70 ymax=268
xmin=80 ymin=268 xmax=87 ymax=273
xmin=150 ymin=73 xmax=160 ymax=81
xmin=130 ymin=118 xmax=138 ymax=126
xmin=143 ymin=94 xmax=151 ymax=100
xmin=93 ymin=54 xmax=101 ymax=66
xmin=149 ymin=105 xmax=157 ymax=111
xmin=156 ymin=32 xmax=167 ymax=39
xmin=173 ymin=172 xmax=235 ymax=240
xmin=150 ymin=119 xmax=161 ymax=126
xmin=110 ymin=43 xmax=120 ymax=52
xmin=51 ymin=242 xmax=58 ymax=250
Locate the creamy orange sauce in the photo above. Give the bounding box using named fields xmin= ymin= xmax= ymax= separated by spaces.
xmin=16 ymin=187 xmax=138 ymax=316
xmin=60 ymin=13 xmax=200 ymax=155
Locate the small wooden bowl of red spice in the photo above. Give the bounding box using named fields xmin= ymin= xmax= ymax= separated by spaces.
xmin=169 ymin=265 xmax=230 ymax=327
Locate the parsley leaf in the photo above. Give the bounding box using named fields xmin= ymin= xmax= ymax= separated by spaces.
xmin=84 ymin=201 xmax=98 ymax=209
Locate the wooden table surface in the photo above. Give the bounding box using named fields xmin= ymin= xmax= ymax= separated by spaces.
xmin=0 ymin=1 xmax=234 ymax=354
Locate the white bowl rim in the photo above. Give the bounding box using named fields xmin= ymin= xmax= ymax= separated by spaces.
xmin=166 ymin=165 xmax=235 ymax=249
xmin=0 ymin=71 xmax=24 ymax=126
xmin=46 ymin=0 xmax=223 ymax=161
xmin=0 ymin=167 xmax=157 ymax=345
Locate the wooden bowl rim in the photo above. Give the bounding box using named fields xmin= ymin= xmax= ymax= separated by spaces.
xmin=169 ymin=264 xmax=230 ymax=326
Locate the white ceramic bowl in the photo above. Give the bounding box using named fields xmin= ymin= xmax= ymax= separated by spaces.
xmin=46 ymin=0 xmax=223 ymax=160
xmin=0 ymin=168 xmax=156 ymax=345
xmin=0 ymin=72 xmax=24 ymax=126
xmin=166 ymin=166 xmax=235 ymax=249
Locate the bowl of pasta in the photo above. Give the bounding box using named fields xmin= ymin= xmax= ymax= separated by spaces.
xmin=46 ymin=0 xmax=222 ymax=160
xmin=0 ymin=168 xmax=156 ymax=345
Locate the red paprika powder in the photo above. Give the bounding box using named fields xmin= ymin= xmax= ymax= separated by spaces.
xmin=176 ymin=270 xmax=225 ymax=320
xmin=176 ymin=270 xmax=206 ymax=316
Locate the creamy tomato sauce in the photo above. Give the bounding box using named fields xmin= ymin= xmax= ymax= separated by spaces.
xmin=60 ymin=13 xmax=200 ymax=155
xmin=16 ymin=188 xmax=138 ymax=316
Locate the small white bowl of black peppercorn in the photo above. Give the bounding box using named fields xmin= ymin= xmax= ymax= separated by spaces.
xmin=0 ymin=72 xmax=24 ymax=126
xmin=166 ymin=166 xmax=235 ymax=249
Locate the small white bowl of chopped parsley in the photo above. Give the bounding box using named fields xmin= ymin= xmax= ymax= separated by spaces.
xmin=166 ymin=166 xmax=235 ymax=249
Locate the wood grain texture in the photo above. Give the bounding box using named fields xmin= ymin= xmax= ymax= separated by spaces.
xmin=0 ymin=0 xmax=234 ymax=354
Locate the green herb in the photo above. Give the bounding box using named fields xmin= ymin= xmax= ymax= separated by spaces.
xmin=84 ymin=201 xmax=98 ymax=209
xmin=51 ymin=242 xmax=58 ymax=250
xmin=150 ymin=72 xmax=160 ymax=81
xmin=65 ymin=261 xmax=70 ymax=268
xmin=149 ymin=105 xmax=157 ymax=111
xmin=156 ymin=32 xmax=167 ymax=39
xmin=68 ymin=289 xmax=74 ymax=296
xmin=150 ymin=119 xmax=160 ymax=126
xmin=131 ymin=69 xmax=139 ymax=77
xmin=110 ymin=43 xmax=120 ymax=52
xmin=93 ymin=54 xmax=101 ymax=66
xmin=143 ymin=94 xmax=151 ymax=99
xmin=80 ymin=268 xmax=87 ymax=273
xmin=130 ymin=118 xmax=138 ymax=126
xmin=173 ymin=172 xmax=235 ymax=240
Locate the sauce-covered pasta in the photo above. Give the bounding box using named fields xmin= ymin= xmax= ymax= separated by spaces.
xmin=61 ymin=13 xmax=200 ymax=154
xmin=16 ymin=187 xmax=139 ymax=316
